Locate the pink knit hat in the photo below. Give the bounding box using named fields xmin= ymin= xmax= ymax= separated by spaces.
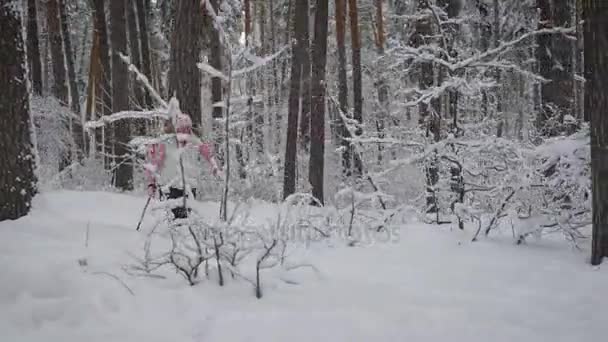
xmin=175 ymin=114 xmax=193 ymax=134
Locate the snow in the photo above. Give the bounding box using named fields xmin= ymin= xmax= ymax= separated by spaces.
xmin=1 ymin=190 xmax=607 ymax=342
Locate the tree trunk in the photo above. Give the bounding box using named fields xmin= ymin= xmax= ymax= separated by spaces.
xmin=411 ymin=0 xmax=438 ymax=214
xmin=169 ymin=0 xmax=203 ymax=129
xmin=336 ymin=0 xmax=352 ymax=174
xmin=309 ymin=0 xmax=329 ymax=205
xmin=586 ymin=0 xmax=608 ymax=266
xmin=0 ymin=1 xmax=38 ymax=221
xmin=27 ymin=0 xmax=43 ymax=95
xmin=47 ymin=0 xmax=68 ymax=104
xmin=127 ymin=0 xmax=144 ymax=109
xmin=92 ymin=0 xmax=111 ymax=116
xmin=207 ymin=0 xmax=223 ymax=123
xmin=299 ymin=0 xmax=311 ymax=151
xmin=283 ymin=0 xmax=308 ymax=200
xmin=244 ymin=0 xmax=252 ymax=44
xmin=59 ymin=0 xmax=84 ymax=160
xmin=59 ymin=0 xmax=79 ymax=114
xmin=135 ymin=0 xmax=152 ymax=107
xmin=110 ymin=0 xmax=133 ymax=190
xmin=348 ymin=0 xmax=363 ymax=158
xmin=536 ymin=0 xmax=574 ymax=135
xmin=375 ymin=0 xmax=389 ymax=164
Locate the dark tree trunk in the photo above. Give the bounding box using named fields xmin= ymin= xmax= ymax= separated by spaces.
xmin=411 ymin=0 xmax=438 ymax=214
xmin=0 ymin=1 xmax=38 ymax=221
xmin=335 ymin=0 xmax=352 ymax=174
xmin=298 ymin=0 xmax=311 ymax=151
xmin=375 ymin=0 xmax=389 ymax=163
xmin=477 ymin=0 xmax=491 ymax=118
xmin=586 ymin=0 xmax=608 ymax=266
xmin=110 ymin=0 xmax=133 ymax=190
xmin=135 ymin=0 xmax=152 ymax=107
xmin=46 ymin=0 xmax=71 ymax=167
xmin=348 ymin=0 xmax=363 ymax=163
xmin=309 ymin=0 xmax=329 ymax=205
xmin=536 ymin=0 xmax=574 ymax=135
xmin=169 ymin=0 xmax=203 ymax=129
xmin=283 ymin=0 xmax=309 ymax=200
xmin=59 ymin=0 xmax=84 ymax=159
xmin=93 ymin=0 xmax=111 ymax=116
xmin=46 ymin=0 xmax=68 ymax=104
xmin=59 ymin=0 xmax=79 ymax=114
xmin=127 ymin=0 xmax=144 ymax=109
xmin=207 ymin=0 xmax=223 ymax=122
xmin=27 ymin=0 xmax=43 ymax=95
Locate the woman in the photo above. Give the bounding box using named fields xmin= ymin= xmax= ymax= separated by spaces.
xmin=145 ymin=113 xmax=219 ymax=219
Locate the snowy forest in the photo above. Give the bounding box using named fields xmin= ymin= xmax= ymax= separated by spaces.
xmin=1 ymin=0 xmax=608 ymax=340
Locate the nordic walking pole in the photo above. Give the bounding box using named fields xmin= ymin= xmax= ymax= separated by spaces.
xmin=136 ymin=195 xmax=153 ymax=231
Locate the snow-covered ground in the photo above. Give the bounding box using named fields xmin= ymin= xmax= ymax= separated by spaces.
xmin=1 ymin=191 xmax=606 ymax=342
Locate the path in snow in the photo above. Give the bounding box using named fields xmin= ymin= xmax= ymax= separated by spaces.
xmin=0 ymin=191 xmax=606 ymax=342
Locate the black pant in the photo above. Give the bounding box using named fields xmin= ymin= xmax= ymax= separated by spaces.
xmin=167 ymin=187 xmax=197 ymax=219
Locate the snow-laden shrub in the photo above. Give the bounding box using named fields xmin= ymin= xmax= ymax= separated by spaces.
xmin=31 ymin=96 xmax=73 ymax=188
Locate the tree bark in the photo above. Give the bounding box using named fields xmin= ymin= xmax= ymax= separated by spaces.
xmin=536 ymin=0 xmax=574 ymax=135
xmin=207 ymin=0 xmax=223 ymax=122
xmin=46 ymin=0 xmax=68 ymax=104
xmin=110 ymin=0 xmax=133 ymax=190
xmin=299 ymin=0 xmax=311 ymax=151
xmin=59 ymin=0 xmax=79 ymax=114
xmin=348 ymin=0 xmax=363 ymax=151
xmin=585 ymin=0 xmax=608 ymax=265
xmin=169 ymin=0 xmax=203 ymax=129
xmin=335 ymin=0 xmax=352 ymax=174
xmin=0 ymin=1 xmax=38 ymax=221
xmin=92 ymin=0 xmax=111 ymax=116
xmin=309 ymin=0 xmax=329 ymax=205
xmin=59 ymin=0 xmax=84 ymax=159
xmin=135 ymin=0 xmax=152 ymax=107
xmin=375 ymin=0 xmax=388 ymax=163
xmin=411 ymin=0 xmax=438 ymax=214
xmin=127 ymin=0 xmax=144 ymax=109
xmin=27 ymin=0 xmax=43 ymax=95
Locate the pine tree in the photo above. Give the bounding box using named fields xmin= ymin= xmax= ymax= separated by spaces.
xmin=110 ymin=0 xmax=133 ymax=190
xmin=46 ymin=0 xmax=68 ymax=105
xmin=0 ymin=0 xmax=38 ymax=221
xmin=283 ymin=0 xmax=310 ymax=199
xmin=59 ymin=0 xmax=84 ymax=159
xmin=27 ymin=0 xmax=42 ymax=95
xmin=92 ymin=0 xmax=112 ymax=116
xmin=135 ymin=0 xmax=152 ymax=107
xmin=169 ymin=0 xmax=203 ymax=129
xmin=585 ymin=0 xmax=608 ymax=265
xmin=536 ymin=0 xmax=574 ymax=135
xmin=309 ymin=0 xmax=329 ymax=205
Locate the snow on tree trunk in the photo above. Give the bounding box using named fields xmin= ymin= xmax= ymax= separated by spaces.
xmin=110 ymin=0 xmax=133 ymax=190
xmin=0 ymin=0 xmax=38 ymax=221
xmin=585 ymin=0 xmax=608 ymax=265
xmin=309 ymin=0 xmax=329 ymax=205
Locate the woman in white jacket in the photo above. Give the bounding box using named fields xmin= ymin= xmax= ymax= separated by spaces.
xmin=145 ymin=113 xmax=219 ymax=219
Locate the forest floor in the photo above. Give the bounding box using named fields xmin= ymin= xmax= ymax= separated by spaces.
xmin=1 ymin=190 xmax=607 ymax=342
